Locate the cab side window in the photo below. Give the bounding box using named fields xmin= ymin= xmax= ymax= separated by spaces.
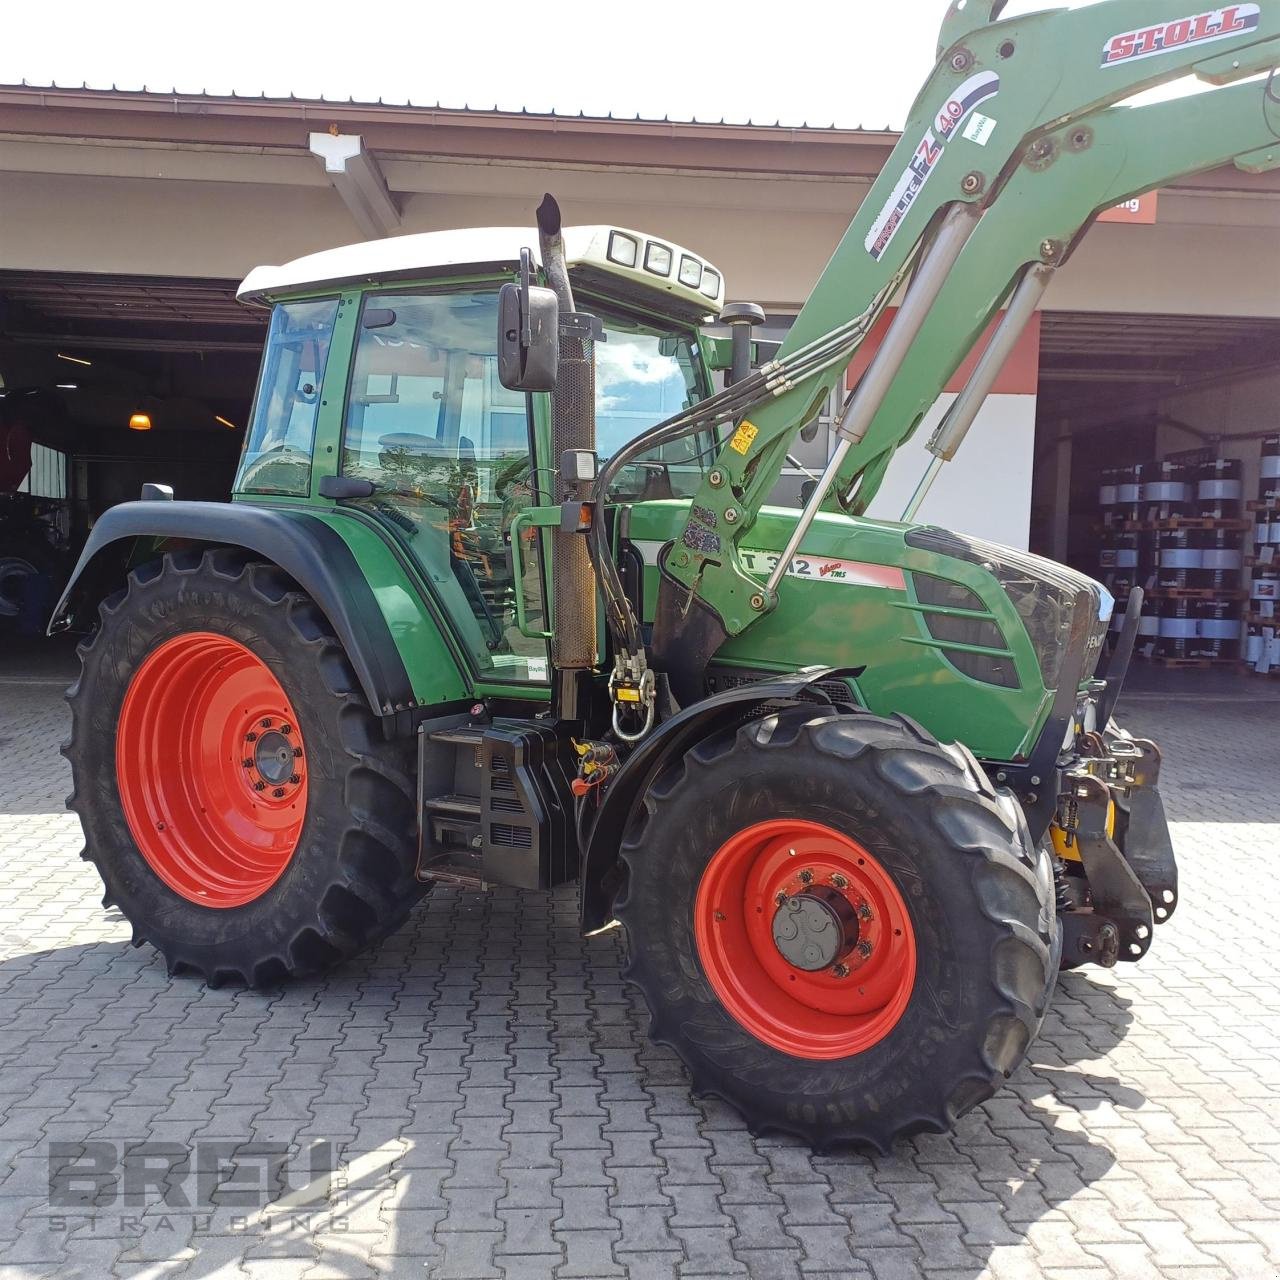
xmin=342 ymin=290 xmax=548 ymax=683
xmin=235 ymin=298 xmax=338 ymax=496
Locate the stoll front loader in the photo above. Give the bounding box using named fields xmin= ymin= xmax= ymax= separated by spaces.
xmin=53 ymin=2 xmax=1279 ymax=1147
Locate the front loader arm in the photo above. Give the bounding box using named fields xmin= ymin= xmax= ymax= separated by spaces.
xmin=836 ymin=74 xmax=1280 ymax=519
xmin=658 ymin=0 xmax=1280 ymax=648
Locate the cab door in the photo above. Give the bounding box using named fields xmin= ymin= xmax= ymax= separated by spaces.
xmin=339 ymin=288 xmax=551 ymax=687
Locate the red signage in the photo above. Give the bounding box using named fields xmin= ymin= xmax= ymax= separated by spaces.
xmin=1099 ymin=192 xmax=1159 ymax=225
xmin=845 ymin=310 xmax=1041 ymax=396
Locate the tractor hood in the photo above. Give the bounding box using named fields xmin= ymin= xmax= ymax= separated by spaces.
xmin=625 ymin=499 xmax=1110 ymax=763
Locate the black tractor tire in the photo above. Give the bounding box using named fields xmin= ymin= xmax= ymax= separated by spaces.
xmin=0 ymin=532 xmax=67 ymax=633
xmin=614 ymin=707 xmax=1060 ymax=1151
xmin=63 ymin=548 xmax=426 ymax=987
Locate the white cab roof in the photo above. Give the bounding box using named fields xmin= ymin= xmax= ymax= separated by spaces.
xmin=237 ymin=225 xmax=725 ymax=318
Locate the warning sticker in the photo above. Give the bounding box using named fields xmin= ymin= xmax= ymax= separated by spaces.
xmin=729 ymin=421 xmax=759 ymax=455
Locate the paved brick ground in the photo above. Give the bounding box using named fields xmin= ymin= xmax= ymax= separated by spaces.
xmin=1 ymin=667 xmax=1279 ymax=1280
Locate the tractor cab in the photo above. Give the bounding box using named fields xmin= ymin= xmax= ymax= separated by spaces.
xmin=233 ymin=226 xmax=726 ymax=687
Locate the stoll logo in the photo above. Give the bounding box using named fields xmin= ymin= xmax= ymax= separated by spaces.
xmin=1101 ymin=5 xmax=1261 ymax=67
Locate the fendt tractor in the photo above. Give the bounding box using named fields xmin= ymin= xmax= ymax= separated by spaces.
xmin=52 ymin=1 xmax=1279 ymax=1147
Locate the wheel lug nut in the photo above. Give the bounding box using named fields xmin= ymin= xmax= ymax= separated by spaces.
xmin=858 ymin=940 xmax=873 ymax=958
xmin=289 ymin=774 xmax=301 ymax=785
xmin=253 ymin=781 xmax=267 ymax=792
xmin=241 ymin=758 xmax=254 ymax=769
xmin=832 ymin=963 xmax=850 ymax=979
xmin=798 ymin=870 xmax=813 ymax=885
xmin=858 ymin=902 xmax=873 ymax=920
xmin=245 ymin=732 xmax=257 ymax=743
xmin=830 ymin=873 xmax=848 ymax=889
xmin=281 ymin=724 xmax=292 ymax=735
xmin=261 ymin=718 xmax=272 ymax=729
xmin=293 ymin=747 xmax=303 ymax=758
xmin=774 ymin=892 xmax=788 ymax=907
xmin=272 ymin=788 xmax=285 ymax=798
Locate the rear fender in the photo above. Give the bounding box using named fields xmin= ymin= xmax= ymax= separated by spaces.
xmin=579 ymin=667 xmax=856 ymax=933
xmin=49 ymin=500 xmax=470 ymax=723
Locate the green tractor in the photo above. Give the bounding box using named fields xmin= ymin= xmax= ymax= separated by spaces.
xmin=54 ymin=1 xmax=1280 ymax=1147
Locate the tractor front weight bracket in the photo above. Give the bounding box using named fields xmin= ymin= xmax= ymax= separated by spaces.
xmin=1071 ymin=775 xmax=1156 ymax=965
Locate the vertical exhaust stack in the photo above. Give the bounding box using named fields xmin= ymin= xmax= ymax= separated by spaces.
xmin=536 ymin=195 xmax=599 ymax=706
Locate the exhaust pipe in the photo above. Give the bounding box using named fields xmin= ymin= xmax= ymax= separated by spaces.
xmin=536 ymin=195 xmax=599 ymax=711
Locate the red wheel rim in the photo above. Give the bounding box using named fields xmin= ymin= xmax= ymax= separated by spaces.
xmin=694 ymin=819 xmax=916 ymax=1060
xmin=116 ymin=632 xmax=307 ymax=909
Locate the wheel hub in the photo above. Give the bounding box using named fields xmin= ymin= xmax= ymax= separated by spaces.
xmin=771 ymin=887 xmax=859 ymax=971
xmin=252 ymin=728 xmax=296 ymax=786
xmin=693 ymin=820 xmax=917 ymax=1060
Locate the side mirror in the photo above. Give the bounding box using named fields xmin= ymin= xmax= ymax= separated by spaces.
xmin=498 ymin=248 xmax=559 ymax=392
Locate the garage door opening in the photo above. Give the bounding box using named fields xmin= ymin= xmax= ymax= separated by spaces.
xmin=0 ymin=270 xmax=265 ymax=640
xmin=1031 ymin=310 xmax=1280 ymax=682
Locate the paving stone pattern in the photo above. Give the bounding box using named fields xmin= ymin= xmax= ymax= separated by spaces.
xmin=1 ymin=672 xmax=1278 ymax=1279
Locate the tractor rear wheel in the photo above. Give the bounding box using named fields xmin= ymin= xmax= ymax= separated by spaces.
xmin=63 ymin=548 xmax=425 ymax=986
xmin=614 ymin=708 xmax=1059 ymax=1150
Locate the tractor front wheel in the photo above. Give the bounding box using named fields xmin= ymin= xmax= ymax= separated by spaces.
xmin=614 ymin=709 xmax=1059 ymax=1150
xmin=63 ymin=549 xmax=425 ymax=986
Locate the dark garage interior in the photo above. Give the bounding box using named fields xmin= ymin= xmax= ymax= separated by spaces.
xmin=0 ymin=271 xmax=264 ymax=635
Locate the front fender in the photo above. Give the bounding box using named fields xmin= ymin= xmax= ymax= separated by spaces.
xmin=50 ymin=500 xmax=469 ymax=721
xmin=579 ymin=667 xmax=855 ymax=932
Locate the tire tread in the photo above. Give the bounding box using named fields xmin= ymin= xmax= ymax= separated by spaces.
xmin=614 ymin=708 xmax=1057 ymax=1151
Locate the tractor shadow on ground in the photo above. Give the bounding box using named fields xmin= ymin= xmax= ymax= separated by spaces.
xmin=0 ymin=891 xmax=1146 ymax=1280
xmin=775 ymin=968 xmax=1140 ymax=1276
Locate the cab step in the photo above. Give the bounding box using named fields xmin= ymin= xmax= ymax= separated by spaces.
xmin=428 ymin=725 xmax=485 ymax=748
xmin=424 ymin=794 xmax=481 ymax=819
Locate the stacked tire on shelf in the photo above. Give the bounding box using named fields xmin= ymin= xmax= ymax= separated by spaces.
xmin=1099 ymin=454 xmax=1247 ymax=668
xmin=1245 ymin=434 xmax=1279 ymax=675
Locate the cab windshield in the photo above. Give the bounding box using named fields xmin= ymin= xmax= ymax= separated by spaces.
xmin=593 ymin=308 xmax=709 ymax=497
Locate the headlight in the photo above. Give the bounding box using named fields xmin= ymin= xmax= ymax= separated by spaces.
xmin=907 ymin=528 xmax=1108 ymax=692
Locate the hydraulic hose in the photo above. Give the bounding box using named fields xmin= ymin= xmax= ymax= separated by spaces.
xmin=588 ymin=265 xmax=910 ymax=656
